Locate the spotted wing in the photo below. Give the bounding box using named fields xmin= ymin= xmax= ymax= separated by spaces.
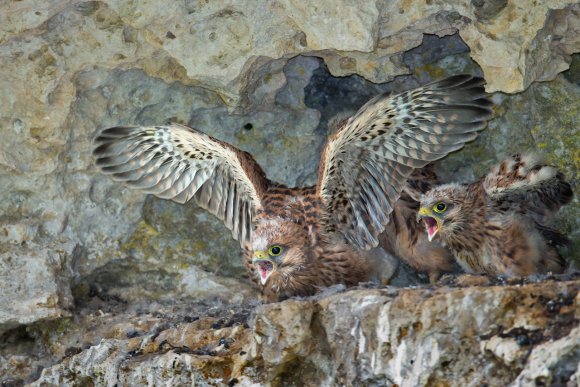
xmin=483 ymin=153 xmax=573 ymax=223
xmin=317 ymin=75 xmax=493 ymax=249
xmin=92 ymin=124 xmax=270 ymax=244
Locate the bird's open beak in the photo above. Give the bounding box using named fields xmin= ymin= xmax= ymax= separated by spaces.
xmin=417 ymin=207 xmax=442 ymax=242
xmin=252 ymin=250 xmax=275 ymax=285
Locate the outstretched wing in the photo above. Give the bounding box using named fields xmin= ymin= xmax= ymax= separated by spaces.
xmin=317 ymin=75 xmax=493 ymax=249
xmin=92 ymin=124 xmax=270 ymax=244
xmin=483 ymin=153 xmax=573 ymax=223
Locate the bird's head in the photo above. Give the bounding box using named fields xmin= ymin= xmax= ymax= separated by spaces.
xmin=417 ymin=184 xmax=471 ymax=242
xmin=250 ymin=218 xmax=312 ymax=289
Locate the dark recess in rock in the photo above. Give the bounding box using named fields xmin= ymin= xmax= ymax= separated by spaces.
xmin=471 ymin=0 xmax=508 ymax=20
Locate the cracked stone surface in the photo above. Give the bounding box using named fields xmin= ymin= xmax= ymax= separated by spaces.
xmin=0 ymin=1 xmax=578 ymax=385
xmin=21 ymin=278 xmax=580 ymax=386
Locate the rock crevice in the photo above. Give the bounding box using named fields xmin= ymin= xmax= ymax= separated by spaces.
xmin=0 ymin=1 xmax=578 ymax=385
xmin=26 ymin=279 xmax=580 ymax=386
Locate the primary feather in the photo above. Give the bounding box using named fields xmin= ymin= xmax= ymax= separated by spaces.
xmin=483 ymin=153 xmax=573 ymax=224
xmin=93 ymin=124 xmax=269 ymax=244
xmin=318 ymin=75 xmax=493 ymax=249
xmin=92 ymin=75 xmax=493 ymax=300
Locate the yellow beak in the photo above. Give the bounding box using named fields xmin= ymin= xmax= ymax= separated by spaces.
xmin=252 ymin=250 xmax=269 ymax=261
xmin=417 ymin=207 xmax=442 ymax=242
xmin=252 ymin=250 xmax=274 ymax=285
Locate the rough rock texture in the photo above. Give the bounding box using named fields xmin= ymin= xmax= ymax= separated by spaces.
xmin=0 ymin=245 xmax=74 ymax=336
xmin=0 ymin=0 xmax=579 ymax=385
xmin=25 ymin=278 xmax=580 ymax=386
xmin=3 ymin=1 xmax=577 ymax=103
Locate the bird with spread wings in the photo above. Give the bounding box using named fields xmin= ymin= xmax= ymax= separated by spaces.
xmin=92 ymin=75 xmax=492 ymax=301
xmin=418 ymin=153 xmax=572 ymax=276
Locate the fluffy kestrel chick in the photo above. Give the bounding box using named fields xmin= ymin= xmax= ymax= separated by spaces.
xmin=380 ymin=165 xmax=457 ymax=282
xmin=418 ymin=153 xmax=573 ymax=276
xmin=92 ymin=75 xmax=492 ymax=301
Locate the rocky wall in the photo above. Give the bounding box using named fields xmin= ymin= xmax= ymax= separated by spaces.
xmin=0 ymin=1 xmax=579 ymax=385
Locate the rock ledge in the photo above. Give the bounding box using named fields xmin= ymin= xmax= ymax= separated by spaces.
xmin=28 ymin=278 xmax=579 ymax=386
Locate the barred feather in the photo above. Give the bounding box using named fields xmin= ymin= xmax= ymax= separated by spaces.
xmin=92 ymin=124 xmax=270 ymax=244
xmin=318 ymin=75 xmax=493 ymax=249
xmin=418 ymin=153 xmax=572 ymax=276
xmin=483 ymin=153 xmax=573 ymax=223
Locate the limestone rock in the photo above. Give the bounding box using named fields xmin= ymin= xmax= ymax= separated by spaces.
xmin=0 ymin=1 xmax=579 ymax=385
xmin=0 ymin=244 xmax=73 ymax=336
xmin=250 ymin=300 xmax=314 ymax=373
xmin=244 ymin=279 xmax=580 ymax=386
xmin=512 ymin=326 xmax=580 ymax=386
xmin=25 ymin=279 xmax=579 ymax=386
xmin=1 ymin=2 xmax=578 ymax=317
xmin=2 ymin=1 xmax=579 ymax=101
xmin=26 ymin=300 xmax=253 ymax=386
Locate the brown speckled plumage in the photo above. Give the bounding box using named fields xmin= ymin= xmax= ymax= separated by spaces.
xmin=92 ymin=75 xmax=492 ymax=301
xmin=243 ymin=186 xmax=370 ymax=302
xmin=380 ymin=166 xmax=456 ymax=282
xmin=418 ymin=153 xmax=572 ymax=277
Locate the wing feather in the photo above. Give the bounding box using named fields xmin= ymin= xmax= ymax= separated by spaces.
xmin=483 ymin=153 xmax=573 ymax=223
xmin=318 ymin=75 xmax=493 ymax=248
xmin=92 ymin=124 xmax=270 ymax=244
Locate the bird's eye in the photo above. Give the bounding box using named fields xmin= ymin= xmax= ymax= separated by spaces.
xmin=433 ymin=202 xmax=447 ymax=213
xmin=268 ymin=245 xmax=282 ymax=256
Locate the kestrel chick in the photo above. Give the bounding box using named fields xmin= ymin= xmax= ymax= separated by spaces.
xmin=380 ymin=165 xmax=457 ymax=282
xmin=93 ymin=75 xmax=492 ymax=301
xmin=418 ymin=153 xmax=573 ymax=276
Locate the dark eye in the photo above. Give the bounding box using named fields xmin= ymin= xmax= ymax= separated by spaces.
xmin=434 ymin=202 xmax=447 ymax=213
xmin=269 ymin=245 xmax=282 ymax=256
